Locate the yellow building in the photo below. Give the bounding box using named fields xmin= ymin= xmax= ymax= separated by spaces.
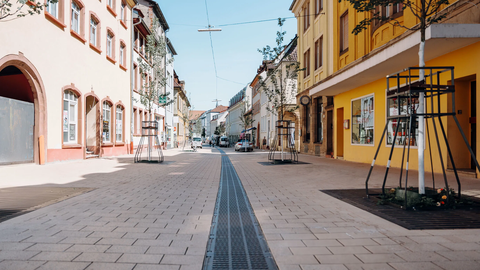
xmin=292 ymin=0 xmax=480 ymax=177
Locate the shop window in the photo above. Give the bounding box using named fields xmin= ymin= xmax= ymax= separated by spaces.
xmin=386 ymin=96 xmax=419 ymax=146
xmin=340 ymin=11 xmax=349 ymax=54
xmin=315 ymin=36 xmax=323 ymax=70
xmin=351 ymin=95 xmax=374 ymax=145
xmin=103 ymin=101 xmax=112 ymax=142
xmin=116 ymin=106 xmax=123 ymax=142
xmin=63 ymin=90 xmax=78 ymax=144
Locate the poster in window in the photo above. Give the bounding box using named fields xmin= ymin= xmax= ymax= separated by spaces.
xmin=69 ymin=125 xmax=75 ymax=141
xmin=361 ymin=96 xmax=374 ymax=129
xmin=63 ymin=111 xmax=69 ymax=132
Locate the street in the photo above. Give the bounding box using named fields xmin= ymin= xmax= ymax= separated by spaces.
xmin=1 ymin=146 xmax=480 ymax=270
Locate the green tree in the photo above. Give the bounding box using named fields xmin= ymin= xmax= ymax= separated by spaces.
xmin=339 ymin=0 xmax=450 ymax=194
xmin=239 ymin=100 xmax=255 ymax=151
xmin=138 ymin=19 xmax=174 ymax=119
xmin=1 ymin=0 xmax=57 ymax=21
xmin=258 ymin=19 xmax=300 ymax=122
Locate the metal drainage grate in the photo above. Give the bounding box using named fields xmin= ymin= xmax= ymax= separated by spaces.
xmin=203 ymin=149 xmax=277 ymax=270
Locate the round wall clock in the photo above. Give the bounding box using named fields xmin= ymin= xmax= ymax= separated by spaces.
xmin=300 ymin=95 xmax=310 ymax=106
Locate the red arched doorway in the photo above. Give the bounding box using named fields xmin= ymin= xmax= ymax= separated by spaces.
xmin=0 ymin=54 xmax=47 ymax=165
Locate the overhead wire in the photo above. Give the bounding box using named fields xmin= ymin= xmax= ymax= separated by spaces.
xmin=204 ymin=0 xmax=219 ymax=104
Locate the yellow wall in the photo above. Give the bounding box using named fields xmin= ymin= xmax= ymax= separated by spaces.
xmin=334 ymin=41 xmax=480 ymax=173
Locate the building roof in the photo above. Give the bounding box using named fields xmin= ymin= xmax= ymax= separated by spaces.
xmin=211 ymin=105 xmax=228 ymax=113
xmin=189 ymin=110 xmax=205 ymax=121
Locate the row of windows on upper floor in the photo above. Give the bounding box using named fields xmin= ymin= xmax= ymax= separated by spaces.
xmin=46 ymin=0 xmax=128 ymax=69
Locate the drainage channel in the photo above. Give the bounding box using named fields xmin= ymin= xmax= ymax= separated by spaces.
xmin=203 ymin=149 xmax=278 ymax=270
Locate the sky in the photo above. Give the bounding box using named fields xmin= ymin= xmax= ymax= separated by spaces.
xmin=158 ymin=0 xmax=297 ymax=111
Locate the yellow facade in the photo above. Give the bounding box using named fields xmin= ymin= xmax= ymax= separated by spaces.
xmin=291 ymin=0 xmax=480 ymax=175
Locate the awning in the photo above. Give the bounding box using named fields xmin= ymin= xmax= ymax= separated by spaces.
xmin=241 ymin=127 xmax=257 ymax=133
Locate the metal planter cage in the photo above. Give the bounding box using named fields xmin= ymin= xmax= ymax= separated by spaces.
xmin=365 ymin=67 xmax=480 ymax=209
xmin=268 ymin=120 xmax=298 ymax=164
xmin=134 ymin=121 xmax=164 ymax=163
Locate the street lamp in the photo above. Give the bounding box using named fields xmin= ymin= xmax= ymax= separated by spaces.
xmin=198 ymin=25 xmax=222 ymax=32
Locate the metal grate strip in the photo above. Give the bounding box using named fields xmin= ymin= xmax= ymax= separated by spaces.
xmin=203 ymin=150 xmax=277 ymax=270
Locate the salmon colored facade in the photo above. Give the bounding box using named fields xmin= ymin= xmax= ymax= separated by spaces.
xmin=0 ymin=0 xmax=136 ymax=164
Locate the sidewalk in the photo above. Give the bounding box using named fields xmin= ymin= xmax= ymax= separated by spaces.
xmin=0 ymin=147 xmax=479 ymax=269
xmin=230 ymin=149 xmax=480 ymax=270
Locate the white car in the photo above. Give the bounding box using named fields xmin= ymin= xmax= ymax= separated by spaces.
xmin=235 ymin=139 xmax=253 ymax=152
xmin=191 ymin=137 xmax=202 ymax=149
xmin=219 ymin=136 xmax=229 ymax=147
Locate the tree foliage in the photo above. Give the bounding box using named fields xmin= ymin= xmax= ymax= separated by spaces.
xmin=138 ymin=19 xmax=174 ymax=118
xmin=0 ymin=0 xmax=57 ymax=21
xmin=239 ymin=100 xmax=255 ymax=138
xmin=258 ymin=19 xmax=300 ymax=121
xmin=340 ymin=0 xmax=450 ymax=38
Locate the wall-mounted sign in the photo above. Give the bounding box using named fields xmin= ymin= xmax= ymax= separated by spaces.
xmin=300 ymin=95 xmax=310 ymax=106
xmin=159 ymin=96 xmax=167 ymax=104
xmin=343 ymin=119 xmax=350 ymax=129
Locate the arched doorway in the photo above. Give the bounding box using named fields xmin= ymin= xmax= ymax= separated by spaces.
xmin=85 ymin=93 xmax=100 ymax=158
xmin=0 ymin=54 xmax=47 ymax=165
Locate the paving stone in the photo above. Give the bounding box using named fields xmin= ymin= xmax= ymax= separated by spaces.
xmin=314 ymin=254 xmax=363 ymax=264
xmin=434 ymin=250 xmax=480 ymax=261
xmin=337 ymin=238 xmax=379 ymax=246
xmin=95 ymin=238 xmax=136 ymax=246
xmin=146 ymin=246 xmax=186 ymax=255
xmin=395 ymin=251 xmax=450 ymax=262
xmin=432 ymin=260 xmax=480 ymax=270
xmin=29 ymin=251 xmax=81 ymax=261
xmin=274 ymin=255 xmax=319 ymax=265
xmin=0 ymin=250 xmax=40 ymax=260
xmin=354 ymin=253 xmax=405 ymax=263
xmin=281 ymin=233 xmax=318 ymax=240
xmin=66 ymin=244 xmax=111 ymax=253
xmin=25 ymin=243 xmax=73 ymax=252
xmin=134 ymin=264 xmax=180 ymax=270
xmin=117 ymin=253 xmax=162 ymax=264
xmin=289 ymin=247 xmax=331 ymax=255
xmin=300 ymin=265 xmax=348 ymax=270
xmin=344 ymin=263 xmax=395 ymax=270
xmin=85 ymin=262 xmax=135 ymax=270
xmin=60 ymin=237 xmax=101 ymax=245
xmin=106 ymin=245 xmax=149 ymax=254
xmin=0 ymin=260 xmax=45 ymax=270
xmin=36 ymin=261 xmax=90 ymax=270
xmin=161 ymin=255 xmax=203 ymax=265
xmin=363 ymin=245 xmax=408 ymax=254
xmin=0 ymin=242 xmax=35 ymax=251
xmin=327 ymin=246 xmax=371 ymax=255
xmin=389 ymin=262 xmax=444 ymax=270
xmin=74 ymin=252 xmax=122 ymax=263
xmin=302 ymin=240 xmax=343 ymax=247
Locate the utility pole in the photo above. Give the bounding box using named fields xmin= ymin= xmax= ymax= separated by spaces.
xmin=212 ymin=99 xmax=221 ymax=107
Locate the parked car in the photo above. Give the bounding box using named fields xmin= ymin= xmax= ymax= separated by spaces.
xmin=235 ymin=139 xmax=253 ymax=152
xmin=219 ymin=136 xmax=229 ymax=147
xmin=191 ymin=137 xmax=202 ymax=149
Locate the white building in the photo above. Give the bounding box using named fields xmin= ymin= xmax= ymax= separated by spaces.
xmin=210 ymin=110 xmax=228 ymax=138
xmin=226 ymin=85 xmax=252 ymax=143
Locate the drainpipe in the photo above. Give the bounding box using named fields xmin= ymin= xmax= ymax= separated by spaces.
xmin=130 ymin=8 xmax=142 ymax=154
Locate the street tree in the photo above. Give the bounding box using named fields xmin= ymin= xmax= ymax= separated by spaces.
xmin=258 ymin=18 xmax=300 ymax=122
xmin=1 ymin=0 xmax=57 ymax=21
xmin=340 ymin=0 xmax=450 ymax=194
xmin=137 ymin=19 xmax=174 ymax=160
xmin=239 ymin=100 xmax=255 ymax=151
xmin=138 ymin=19 xmax=174 ymax=120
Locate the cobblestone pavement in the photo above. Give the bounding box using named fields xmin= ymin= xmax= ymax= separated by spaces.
xmin=1 ymin=147 xmax=480 ymax=270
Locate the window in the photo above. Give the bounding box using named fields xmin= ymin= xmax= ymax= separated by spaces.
xmin=386 ymin=95 xmax=419 ymax=146
xmin=90 ymin=17 xmax=98 ymax=47
xmin=63 ymin=90 xmax=78 ymax=143
xmin=107 ymin=0 xmax=116 ymax=17
xmin=107 ymin=31 xmax=114 ymax=59
xmin=304 ymin=49 xmax=310 ymax=78
xmin=340 ymin=12 xmax=349 ymax=53
xmin=71 ymin=2 xmax=80 ymax=33
xmin=316 ymin=98 xmax=323 ymax=143
xmin=120 ymin=1 xmax=126 ymax=23
xmin=116 ymin=106 xmax=123 ymax=142
xmin=108 ymin=0 xmax=113 ymax=8
xmin=351 ymin=95 xmax=374 ymax=145
xmin=303 ymin=2 xmax=310 ymax=32
xmin=133 ymin=64 xmax=138 ymax=90
xmin=139 ymin=35 xmax=144 ymax=55
xmin=315 ymin=37 xmax=323 ymax=70
xmin=47 ymin=0 xmax=59 ymax=18
xmin=315 ymin=0 xmax=322 ymax=16
xmin=103 ymin=102 xmax=112 ymax=142
xmin=119 ymin=42 xmax=126 ymax=67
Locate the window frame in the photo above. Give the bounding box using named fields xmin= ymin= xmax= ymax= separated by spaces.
xmin=106 ymin=29 xmax=116 ymax=63
xmin=102 ymin=101 xmax=113 ymax=143
xmin=303 ymin=2 xmax=310 ymax=33
xmin=119 ymin=40 xmax=127 ymax=70
xmin=61 ymin=87 xmax=82 ymax=148
xmin=107 ymin=0 xmax=117 ymax=17
xmin=340 ymin=11 xmax=349 ymax=54
xmin=315 ymin=97 xmax=323 ymax=143
xmin=115 ymin=105 xmax=124 ymax=143
xmin=351 ymin=94 xmax=375 ymax=146
xmin=89 ymin=13 xmax=102 ymax=53
xmin=315 ymin=0 xmax=323 ymax=17
xmin=315 ymin=36 xmax=323 ymax=70
xmin=70 ymin=0 xmax=86 ymax=43
xmin=304 ymin=49 xmax=310 ymax=78
xmin=45 ymin=0 xmax=65 ymax=29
